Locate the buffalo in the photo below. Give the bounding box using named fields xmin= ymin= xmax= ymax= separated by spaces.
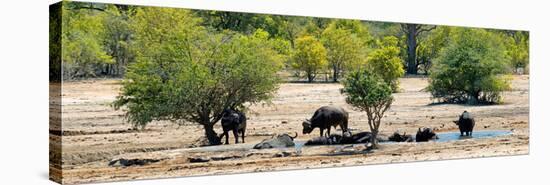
xmin=339 ymin=131 xmax=373 ymax=144
xmin=220 ymin=109 xmax=247 ymax=144
xmin=302 ymin=106 xmax=349 ymax=137
xmin=453 ymin=111 xmax=475 ymax=136
xmin=388 ymin=131 xmax=414 ymax=142
xmin=305 ymin=132 xmax=373 ymax=146
xmin=253 ymin=133 xmax=298 ymax=149
xmin=415 ymin=127 xmax=439 ymax=142
xmin=304 ymin=134 xmax=342 ymax=145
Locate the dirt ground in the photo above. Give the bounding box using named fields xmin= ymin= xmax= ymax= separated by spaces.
xmin=52 ymin=75 xmax=529 ymax=184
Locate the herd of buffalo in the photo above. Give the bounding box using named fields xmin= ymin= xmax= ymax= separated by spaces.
xmin=217 ymin=105 xmax=476 ymax=150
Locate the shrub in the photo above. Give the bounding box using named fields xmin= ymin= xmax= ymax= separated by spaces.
xmin=427 ymin=28 xmax=511 ymax=104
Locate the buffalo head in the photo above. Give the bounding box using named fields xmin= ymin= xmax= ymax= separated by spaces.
xmin=302 ymin=119 xmax=313 ymax=134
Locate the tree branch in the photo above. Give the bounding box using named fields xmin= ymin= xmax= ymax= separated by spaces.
xmin=416 ymin=25 xmax=436 ymax=36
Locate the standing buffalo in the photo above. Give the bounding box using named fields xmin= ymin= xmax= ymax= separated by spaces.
xmin=253 ymin=133 xmax=298 ymax=149
xmin=453 ymin=111 xmax=475 ymax=136
xmin=302 ymin=106 xmax=349 ymax=137
xmin=220 ymin=109 xmax=247 ymax=144
xmin=415 ymin=127 xmax=439 ymax=142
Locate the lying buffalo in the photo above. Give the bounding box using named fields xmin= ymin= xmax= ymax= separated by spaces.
xmin=302 ymin=106 xmax=349 ymax=137
xmin=340 ymin=132 xmax=373 ymax=144
xmin=305 ymin=132 xmax=373 ymax=146
xmin=388 ymin=131 xmax=414 ymax=142
xmin=305 ymin=134 xmax=342 ymax=145
xmin=415 ymin=127 xmax=439 ymax=142
xmin=253 ymin=132 xmax=298 ymax=149
xmin=453 ymin=110 xmax=475 ymax=136
xmin=220 ymin=109 xmax=247 ymax=144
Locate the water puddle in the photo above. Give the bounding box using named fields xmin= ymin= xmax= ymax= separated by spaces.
xmin=433 ymin=130 xmax=512 ymax=142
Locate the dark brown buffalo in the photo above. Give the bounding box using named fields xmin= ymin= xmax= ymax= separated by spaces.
xmin=305 ymin=132 xmax=373 ymax=146
xmin=453 ymin=111 xmax=475 ymax=136
xmin=220 ymin=109 xmax=247 ymax=144
xmin=388 ymin=131 xmax=414 ymax=142
xmin=415 ymin=127 xmax=439 ymax=142
xmin=302 ymin=106 xmax=349 ymax=137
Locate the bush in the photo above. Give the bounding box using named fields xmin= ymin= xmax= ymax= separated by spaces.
xmin=341 ymin=69 xmax=393 ymax=148
xmin=427 ymin=28 xmax=511 ymax=104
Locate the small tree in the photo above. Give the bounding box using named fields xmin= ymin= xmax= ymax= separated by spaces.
xmin=428 ymin=28 xmax=511 ymax=104
xmin=291 ymin=35 xmax=328 ymax=82
xmin=367 ymin=36 xmax=404 ymax=91
xmin=341 ymin=69 xmax=394 ymax=148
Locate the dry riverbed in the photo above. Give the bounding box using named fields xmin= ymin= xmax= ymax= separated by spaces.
xmin=52 ymin=75 xmax=529 ymax=184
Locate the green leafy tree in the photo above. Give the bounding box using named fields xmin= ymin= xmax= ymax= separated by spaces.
xmin=61 ymin=2 xmax=114 ymax=79
xmin=291 ymin=35 xmax=328 ymax=82
xmin=114 ymin=8 xmax=283 ymax=145
xmin=321 ymin=25 xmax=364 ymax=82
xmin=341 ymin=69 xmax=393 ymax=148
xmin=400 ymin=24 xmax=436 ymax=74
xmin=367 ymin=36 xmax=405 ymax=91
xmin=428 ymin=28 xmax=511 ymax=104
xmin=101 ymin=5 xmax=136 ymax=76
xmin=417 ymin=26 xmax=452 ymax=74
xmin=503 ymin=31 xmax=529 ymax=74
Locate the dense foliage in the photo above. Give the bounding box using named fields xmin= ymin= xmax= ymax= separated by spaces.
xmin=427 ymin=28 xmax=512 ymax=104
xmin=341 ymin=69 xmax=393 ymax=148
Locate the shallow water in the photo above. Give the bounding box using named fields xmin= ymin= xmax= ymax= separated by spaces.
xmin=180 ymin=130 xmax=512 ymax=153
xmin=294 ymin=130 xmax=512 ymax=149
xmin=433 ymin=130 xmax=512 ymax=142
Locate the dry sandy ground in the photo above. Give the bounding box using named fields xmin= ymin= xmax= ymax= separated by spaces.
xmin=51 ymin=76 xmax=529 ymax=184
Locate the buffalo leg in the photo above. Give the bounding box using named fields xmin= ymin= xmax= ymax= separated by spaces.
xmin=240 ymin=129 xmax=245 ymax=143
xmin=233 ymin=128 xmax=239 ymax=144
xmin=224 ymin=131 xmax=230 ymax=144
xmin=327 ymin=127 xmax=331 ymax=136
xmin=320 ymin=129 xmax=324 ymax=137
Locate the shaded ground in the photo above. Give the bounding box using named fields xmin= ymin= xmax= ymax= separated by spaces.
xmin=54 ymin=75 xmax=529 ymax=184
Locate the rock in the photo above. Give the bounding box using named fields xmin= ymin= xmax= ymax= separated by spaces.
xmin=281 ymin=120 xmax=288 ymax=124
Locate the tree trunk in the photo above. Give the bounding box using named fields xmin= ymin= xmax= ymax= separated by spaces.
xmin=203 ymin=123 xmax=221 ymax=145
xmin=332 ymin=64 xmax=339 ymax=82
xmin=307 ymin=73 xmax=314 ymax=83
xmin=406 ymin=24 xmax=418 ymax=75
xmin=370 ymin=129 xmax=379 ymax=149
